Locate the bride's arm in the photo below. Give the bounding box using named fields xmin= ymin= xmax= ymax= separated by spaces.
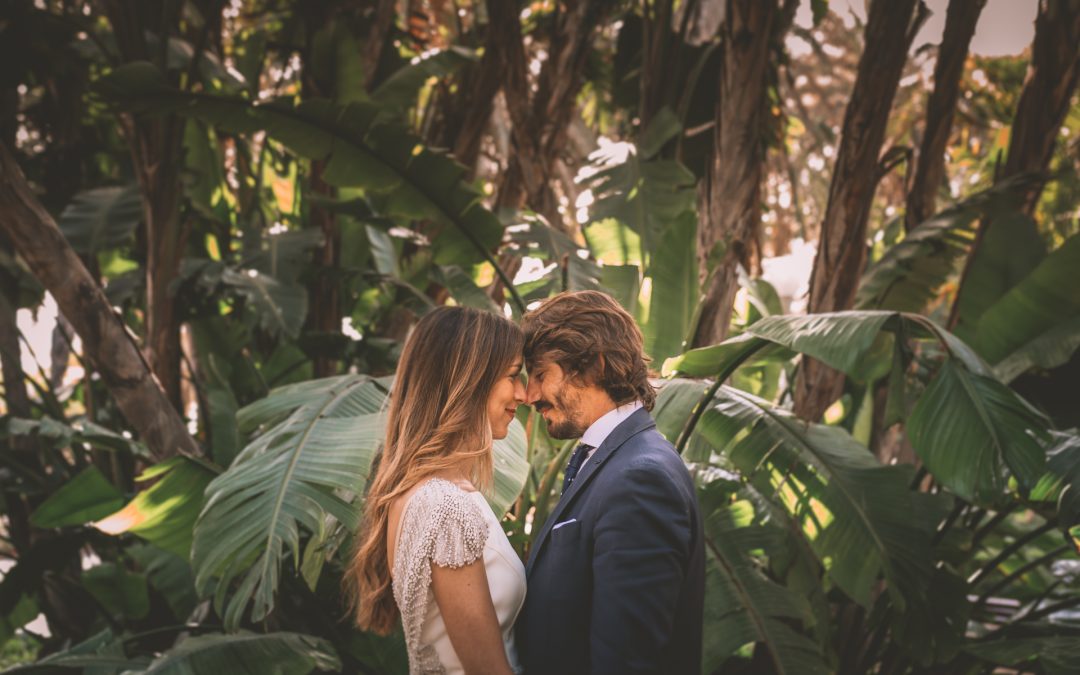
xmin=431 ymin=560 xmax=514 ymax=675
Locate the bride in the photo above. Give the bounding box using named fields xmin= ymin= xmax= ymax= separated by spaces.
xmin=345 ymin=306 xmax=527 ymax=674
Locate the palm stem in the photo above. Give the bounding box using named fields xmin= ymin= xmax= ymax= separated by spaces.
xmin=973 ymin=543 xmax=1071 ymax=610
xmin=967 ymin=520 xmax=1057 ymax=587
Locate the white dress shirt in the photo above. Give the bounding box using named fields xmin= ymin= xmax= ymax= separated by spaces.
xmin=578 ymin=400 xmax=644 ymax=471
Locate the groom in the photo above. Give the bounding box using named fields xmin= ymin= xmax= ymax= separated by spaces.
xmin=516 ymin=290 xmax=705 ymax=674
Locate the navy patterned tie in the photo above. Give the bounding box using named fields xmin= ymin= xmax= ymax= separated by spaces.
xmin=562 ymin=443 xmax=594 ymax=495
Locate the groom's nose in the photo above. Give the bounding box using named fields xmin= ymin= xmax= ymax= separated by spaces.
xmin=525 ymin=378 xmax=541 ymax=405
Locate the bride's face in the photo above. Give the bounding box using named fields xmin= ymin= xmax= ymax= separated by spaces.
xmin=487 ymin=357 xmax=526 ymax=439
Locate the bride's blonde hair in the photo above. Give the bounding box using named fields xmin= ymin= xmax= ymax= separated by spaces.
xmin=344 ymin=306 xmax=523 ymax=634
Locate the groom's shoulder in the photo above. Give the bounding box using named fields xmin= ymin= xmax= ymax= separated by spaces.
xmin=605 ymin=424 xmax=693 ymax=489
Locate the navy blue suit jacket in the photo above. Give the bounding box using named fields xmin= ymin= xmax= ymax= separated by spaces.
xmin=516 ymin=407 xmax=705 ymax=674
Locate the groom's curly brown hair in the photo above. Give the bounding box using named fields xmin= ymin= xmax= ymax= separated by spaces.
xmin=522 ymin=290 xmax=656 ymax=411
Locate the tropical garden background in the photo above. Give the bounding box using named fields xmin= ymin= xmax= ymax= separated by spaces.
xmin=0 ymin=0 xmax=1079 ymax=672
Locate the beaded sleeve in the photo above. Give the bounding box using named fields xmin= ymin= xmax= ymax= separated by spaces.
xmin=392 ymin=478 xmax=489 ymax=673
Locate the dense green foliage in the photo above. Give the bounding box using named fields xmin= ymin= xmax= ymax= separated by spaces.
xmin=1 ymin=0 xmax=1078 ymax=673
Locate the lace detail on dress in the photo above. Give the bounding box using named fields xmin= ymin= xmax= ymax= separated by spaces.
xmin=392 ymin=478 xmax=489 ymax=674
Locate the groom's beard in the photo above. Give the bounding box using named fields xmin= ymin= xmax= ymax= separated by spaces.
xmin=536 ymin=388 xmax=588 ymax=440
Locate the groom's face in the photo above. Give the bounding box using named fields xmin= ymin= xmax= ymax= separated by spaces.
xmin=525 ymin=359 xmax=589 ymax=440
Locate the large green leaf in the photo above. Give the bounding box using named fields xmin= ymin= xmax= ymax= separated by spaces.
xmin=966 ymin=636 xmax=1080 ymax=675
xmin=1028 ymin=430 xmax=1080 ymax=526
xmin=203 ymin=353 xmax=241 ymax=466
xmin=93 ymin=457 xmax=217 ymax=559
xmin=664 ymin=312 xmax=1052 ymax=504
xmin=432 ymin=265 xmax=501 ymax=314
xmin=97 ymin=62 xmax=503 ymax=268
xmin=745 ymin=311 xmax=897 ymax=382
xmin=994 ymin=314 xmax=1080 ymax=383
xmin=220 ymin=268 xmax=308 ymax=340
xmin=662 ymin=331 xmax=784 ymax=378
xmin=909 ymin=360 xmax=1048 ymax=501
xmin=973 ymin=233 xmax=1080 ymax=366
xmin=490 ymin=417 xmax=530 ymax=518
xmin=857 ymin=175 xmax=1039 ymax=312
xmin=30 ymin=465 xmax=125 ymax=528
xmin=700 ymin=490 xmax=828 ymax=675
xmin=241 ymin=228 xmax=326 ymax=285
xmin=578 ymin=131 xmax=696 ymax=263
xmin=643 ymin=213 xmax=699 ymax=364
xmin=371 ymin=46 xmax=478 ymax=115
xmin=598 ymin=263 xmax=641 ymax=316
xmin=138 ymin=631 xmax=340 ymax=675
xmin=57 ymin=184 xmax=143 ymax=255
xmin=128 ymin=544 xmax=198 ymax=621
xmin=952 ymin=208 xmax=1047 ymax=344
xmin=193 ymin=375 xmax=389 ymax=628
xmin=2 ymin=628 xmax=144 ymax=674
xmin=81 ymin=563 xmax=149 ymax=620
xmin=700 ymin=386 xmax=936 ymax=609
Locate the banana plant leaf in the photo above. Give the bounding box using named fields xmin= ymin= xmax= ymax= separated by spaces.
xmin=700 ymin=486 xmax=829 ymax=675
xmin=908 ymin=360 xmax=1049 ymax=501
xmin=994 ymin=314 xmax=1080 ymax=383
xmin=93 ymin=457 xmax=217 ymax=559
xmin=1028 ymin=431 xmax=1080 ymax=526
xmin=81 ymin=562 xmax=149 ymax=620
xmin=965 ymin=636 xmax=1080 ymax=675
xmin=128 ymin=544 xmax=198 ymax=621
xmin=29 ymin=465 xmax=125 ymax=528
xmin=220 ymin=268 xmax=308 ymax=340
xmin=973 ymin=233 xmax=1080 ymax=366
xmin=856 ymin=175 xmax=1040 ymax=312
xmin=951 ymin=207 xmax=1047 ymax=344
xmin=699 ymin=386 xmax=938 ymax=610
xmin=57 ymin=183 xmax=142 ymax=256
xmin=643 ymin=213 xmax=698 ymax=364
xmin=193 ymin=375 xmax=389 ymax=628
xmin=137 ymin=631 xmax=340 ymax=675
xmin=578 ymin=115 xmax=695 ymax=261
xmin=371 ymin=46 xmax=478 ymax=115
xmin=96 ymin=62 xmax=503 ymax=269
xmin=664 ymin=311 xmax=1051 ymax=505
xmin=432 ymin=265 xmax=501 ymax=314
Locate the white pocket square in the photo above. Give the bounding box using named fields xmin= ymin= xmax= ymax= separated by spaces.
xmin=552 ymin=518 xmax=578 ymax=530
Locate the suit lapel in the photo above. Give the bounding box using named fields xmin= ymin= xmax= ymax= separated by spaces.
xmin=526 ymin=408 xmax=656 ymax=575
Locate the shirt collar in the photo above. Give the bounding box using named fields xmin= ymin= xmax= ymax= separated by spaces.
xmin=580 ymin=400 xmax=644 ymax=449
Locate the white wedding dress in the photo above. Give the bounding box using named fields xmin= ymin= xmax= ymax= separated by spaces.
xmin=392 ymin=478 xmax=526 ymax=674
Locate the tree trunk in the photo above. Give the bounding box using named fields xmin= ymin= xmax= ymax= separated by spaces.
xmin=0 ymin=143 xmax=200 ymax=462
xmin=132 ymin=121 xmax=187 ymax=407
xmin=947 ymin=0 xmax=1080 ymax=330
xmin=794 ymin=0 xmax=927 ymax=421
xmin=497 ymin=0 xmax=616 ymax=224
xmin=488 ymin=0 xmax=616 ymax=304
xmin=1000 ymin=0 xmax=1080 ymax=208
xmin=691 ymin=0 xmax=797 ymax=348
xmin=904 ymin=0 xmax=986 ymax=232
xmin=0 ymin=239 xmax=39 ymax=553
xmin=361 ymin=0 xmax=396 ymax=88
xmin=436 ymin=0 xmax=528 ymax=174
xmin=103 ymin=0 xmax=189 ymax=410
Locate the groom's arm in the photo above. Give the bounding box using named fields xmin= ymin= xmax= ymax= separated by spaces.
xmin=589 ymin=454 xmax=693 ymax=674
